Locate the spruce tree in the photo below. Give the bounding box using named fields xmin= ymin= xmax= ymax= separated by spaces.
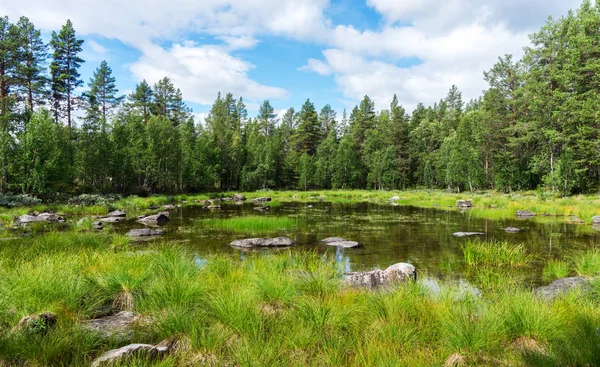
xmin=14 ymin=16 xmax=47 ymax=112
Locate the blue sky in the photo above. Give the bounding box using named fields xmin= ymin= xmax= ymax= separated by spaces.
xmin=3 ymin=0 xmax=584 ymax=123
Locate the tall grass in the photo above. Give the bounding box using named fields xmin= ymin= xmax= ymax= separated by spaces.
xmin=462 ymin=240 xmax=533 ymax=268
xmin=197 ymin=215 xmax=302 ymax=233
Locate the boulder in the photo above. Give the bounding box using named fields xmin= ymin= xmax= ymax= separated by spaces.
xmin=98 ymin=216 xmax=125 ymax=223
xmin=162 ymin=204 xmax=176 ymax=210
xmin=104 ymin=210 xmax=126 ymax=218
xmin=83 ymin=311 xmax=137 ymax=339
xmin=93 ymin=221 xmax=104 ymax=230
xmin=453 ymin=232 xmax=485 ymax=237
xmin=321 ymin=237 xmax=361 ymax=249
xmin=516 ymin=210 xmax=536 ymax=218
xmin=203 ymin=205 xmax=221 ymax=210
xmin=592 ymin=216 xmax=600 ymax=225
xmin=533 ymin=277 xmax=591 ymax=301
xmin=233 ymin=194 xmax=246 ymax=201
xmin=126 ymin=228 xmax=164 ymax=238
xmin=136 ymin=213 xmax=170 ymax=226
xmin=457 ymin=200 xmax=472 ymax=208
xmin=253 ymin=206 xmax=270 ymax=212
xmin=229 ymin=237 xmax=294 ymax=249
xmin=16 ymin=213 xmax=65 ymax=225
xmin=91 ymin=344 xmax=169 ymax=367
xmin=14 ymin=312 xmax=57 ymax=334
xmin=344 ymin=263 xmax=416 ymax=288
xmin=505 ymin=227 xmax=521 ymax=233
xmin=251 ymin=197 xmax=272 ymax=204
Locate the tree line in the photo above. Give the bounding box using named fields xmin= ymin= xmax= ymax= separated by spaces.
xmin=1 ymin=1 xmax=600 ymax=197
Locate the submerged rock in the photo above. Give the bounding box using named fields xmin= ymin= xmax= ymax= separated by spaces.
xmin=516 ymin=210 xmax=536 ymax=218
xmin=253 ymin=206 xmax=270 ymax=212
xmin=98 ymin=216 xmax=125 ymax=223
xmin=321 ymin=237 xmax=361 ymax=249
xmin=533 ymin=277 xmax=591 ymax=301
xmin=126 ymin=228 xmax=164 ymax=238
xmin=457 ymin=200 xmax=472 ymax=208
xmin=136 ymin=213 xmax=170 ymax=226
xmin=453 ymin=232 xmax=485 ymax=237
xmin=16 ymin=213 xmax=65 ymax=225
xmin=344 ymin=263 xmax=416 ymax=288
xmin=14 ymin=312 xmax=57 ymax=334
xmin=251 ymin=197 xmax=272 ymax=204
xmin=505 ymin=227 xmax=521 ymax=233
xmin=229 ymin=237 xmax=294 ymax=249
xmin=83 ymin=311 xmax=137 ymax=339
xmin=91 ymin=343 xmax=169 ymax=367
xmin=203 ymin=205 xmax=221 ymax=210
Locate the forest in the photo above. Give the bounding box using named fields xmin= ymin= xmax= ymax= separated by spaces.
xmin=2 ymin=1 xmax=600 ymax=198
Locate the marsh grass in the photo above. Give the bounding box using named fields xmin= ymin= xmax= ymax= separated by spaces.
xmin=1 ymin=231 xmax=600 ymax=366
xmin=542 ymin=260 xmax=571 ymax=281
xmin=197 ymin=215 xmax=303 ymax=233
xmin=462 ymin=240 xmax=533 ymax=268
xmin=572 ymin=249 xmax=600 ymax=276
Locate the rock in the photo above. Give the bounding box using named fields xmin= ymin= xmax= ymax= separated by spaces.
xmin=568 ymin=216 xmax=585 ymax=224
xmin=533 ymin=277 xmax=591 ymax=301
xmin=93 ymin=221 xmax=104 ymax=230
xmin=204 ymin=205 xmax=221 ymax=210
xmin=233 ymin=194 xmax=246 ymax=201
xmin=321 ymin=237 xmax=361 ymax=249
xmin=457 ymin=200 xmax=472 ymax=208
xmin=162 ymin=204 xmax=176 ymax=210
xmin=388 ymin=196 xmax=400 ymax=204
xmin=516 ymin=210 xmax=536 ymax=218
xmin=253 ymin=206 xmax=269 ymax=212
xmin=453 ymin=232 xmax=485 ymax=237
xmin=592 ymin=216 xmax=600 ymax=224
xmin=505 ymin=227 xmax=521 ymax=233
xmin=14 ymin=312 xmax=57 ymax=334
xmin=251 ymin=197 xmax=272 ymax=204
xmin=83 ymin=311 xmax=137 ymax=339
xmin=90 ymin=344 xmax=169 ymax=367
xmin=136 ymin=213 xmax=170 ymax=226
xmin=104 ymin=210 xmax=126 ymax=218
xmin=229 ymin=237 xmax=294 ymax=249
xmin=126 ymin=228 xmax=164 ymax=238
xmin=343 ymin=263 xmax=416 ymax=288
xmin=16 ymin=213 xmax=65 ymax=225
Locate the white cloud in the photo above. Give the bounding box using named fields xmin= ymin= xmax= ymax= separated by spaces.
xmin=88 ymin=40 xmax=108 ymax=55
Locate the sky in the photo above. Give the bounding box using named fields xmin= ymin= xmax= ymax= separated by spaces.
xmin=1 ymin=0 xmax=584 ymax=122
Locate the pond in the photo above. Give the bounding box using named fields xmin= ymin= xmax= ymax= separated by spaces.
xmin=117 ymin=202 xmax=600 ymax=284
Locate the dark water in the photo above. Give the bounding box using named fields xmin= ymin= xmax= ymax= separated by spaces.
xmin=118 ymin=202 xmax=600 ymax=283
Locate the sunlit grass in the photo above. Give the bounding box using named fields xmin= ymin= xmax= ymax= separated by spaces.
xmin=196 ymin=215 xmax=302 ymax=233
xmin=462 ymin=240 xmax=533 ymax=268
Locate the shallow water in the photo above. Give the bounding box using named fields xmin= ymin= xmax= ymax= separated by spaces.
xmin=118 ymin=202 xmax=600 ymax=283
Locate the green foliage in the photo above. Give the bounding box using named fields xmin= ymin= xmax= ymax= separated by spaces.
xmin=462 ymin=240 xmax=533 ymax=268
xmin=542 ymin=260 xmax=571 ymax=281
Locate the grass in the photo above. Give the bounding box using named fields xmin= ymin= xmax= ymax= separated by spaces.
xmin=1 ymin=230 xmax=600 ymax=366
xmin=462 ymin=240 xmax=533 ymax=268
xmin=542 ymin=260 xmax=571 ymax=281
xmin=197 ymin=215 xmax=303 ymax=233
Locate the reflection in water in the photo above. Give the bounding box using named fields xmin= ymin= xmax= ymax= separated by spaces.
xmin=118 ymin=201 xmax=600 ymax=282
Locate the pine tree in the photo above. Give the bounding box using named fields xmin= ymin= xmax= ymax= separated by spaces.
xmin=86 ymin=61 xmax=123 ymax=124
xmin=257 ymin=100 xmax=277 ymax=137
xmin=152 ymin=77 xmax=190 ymax=126
xmin=14 ymin=16 xmax=47 ymax=112
xmin=0 ymin=16 xmax=18 ymax=117
xmin=294 ymin=99 xmax=321 ymax=155
xmin=127 ymin=80 xmax=153 ymax=123
xmin=49 ymin=19 xmax=84 ymax=128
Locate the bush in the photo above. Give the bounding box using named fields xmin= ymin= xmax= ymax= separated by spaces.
xmin=67 ymin=194 xmax=121 ymax=207
xmin=0 ymin=193 xmax=42 ymax=208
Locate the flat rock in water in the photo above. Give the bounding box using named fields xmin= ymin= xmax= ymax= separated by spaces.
xmin=453 ymin=232 xmax=485 ymax=237
xmin=344 ymin=263 xmax=416 ymax=288
xmin=592 ymin=216 xmax=600 ymax=225
xmin=230 ymin=237 xmax=294 ymax=249
xmin=233 ymin=194 xmax=246 ymax=201
xmin=251 ymin=197 xmax=272 ymax=203
xmin=505 ymin=227 xmax=521 ymax=233
xmin=91 ymin=343 xmax=169 ymax=367
xmin=126 ymin=228 xmax=164 ymax=237
xmin=98 ymin=216 xmax=125 ymax=223
xmin=83 ymin=311 xmax=137 ymax=339
xmin=533 ymin=277 xmax=591 ymax=301
xmin=136 ymin=213 xmax=170 ymax=226
xmin=253 ymin=206 xmax=270 ymax=212
xmin=17 ymin=213 xmax=65 ymax=225
xmin=457 ymin=200 xmax=472 ymax=208
xmin=516 ymin=210 xmax=536 ymax=218
xmin=92 ymin=221 xmax=104 ymax=230
xmin=388 ymin=196 xmax=400 ymax=204
xmin=162 ymin=204 xmax=176 ymax=210
xmin=104 ymin=210 xmax=126 ymax=218
xmin=321 ymin=237 xmax=361 ymax=249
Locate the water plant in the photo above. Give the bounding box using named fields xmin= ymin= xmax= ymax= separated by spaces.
xmin=462 ymin=240 xmax=533 ymax=268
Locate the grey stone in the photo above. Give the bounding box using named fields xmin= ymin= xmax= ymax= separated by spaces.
xmin=162 ymin=204 xmax=176 ymax=210
xmin=92 ymin=221 xmax=104 ymax=230
xmin=534 ymin=277 xmax=591 ymax=301
xmin=388 ymin=196 xmax=400 ymax=204
xmin=83 ymin=311 xmax=137 ymax=339
xmin=343 ymin=263 xmax=416 ymax=288
xmin=505 ymin=227 xmax=521 ymax=233
xmin=136 ymin=213 xmax=170 ymax=226
xmin=229 ymin=237 xmax=294 ymax=249
xmin=91 ymin=343 xmax=169 ymax=367
xmin=457 ymin=200 xmax=472 ymax=208
xmin=126 ymin=228 xmax=164 ymax=237
xmin=321 ymin=237 xmax=361 ymax=249
xmin=321 ymin=237 xmax=348 ymax=244
xmin=253 ymin=206 xmax=270 ymax=212
xmin=453 ymin=232 xmax=485 ymax=237
xmin=16 ymin=213 xmax=65 ymax=225
xmin=233 ymin=194 xmax=246 ymax=201
xmin=516 ymin=210 xmax=536 ymax=218
xmin=251 ymin=197 xmax=272 ymax=203
xmin=98 ymin=217 xmax=125 ymax=223
xmin=104 ymin=210 xmax=126 ymax=218
xmin=592 ymin=216 xmax=600 ymax=224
